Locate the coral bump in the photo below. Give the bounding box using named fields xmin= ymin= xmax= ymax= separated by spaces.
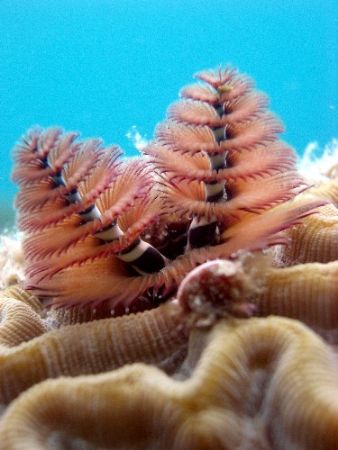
xmin=12 ymin=67 xmax=325 ymax=314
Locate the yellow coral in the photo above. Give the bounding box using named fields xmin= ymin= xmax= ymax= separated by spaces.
xmin=1 ymin=318 xmax=338 ymax=450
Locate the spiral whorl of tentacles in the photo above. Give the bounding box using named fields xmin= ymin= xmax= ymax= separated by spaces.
xmin=12 ymin=67 xmax=324 ymax=314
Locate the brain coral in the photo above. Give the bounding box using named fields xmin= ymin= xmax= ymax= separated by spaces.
xmin=0 ymin=66 xmax=337 ymax=449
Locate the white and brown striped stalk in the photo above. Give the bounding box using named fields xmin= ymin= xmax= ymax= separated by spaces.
xmin=13 ymin=129 xmax=167 ymax=292
xmin=187 ymin=84 xmax=230 ymax=249
xmin=45 ymin=155 xmax=166 ymax=275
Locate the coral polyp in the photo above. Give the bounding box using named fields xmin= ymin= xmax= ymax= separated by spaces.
xmin=13 ymin=67 xmax=324 ymax=314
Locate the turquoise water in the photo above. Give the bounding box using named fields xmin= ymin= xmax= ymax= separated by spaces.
xmin=1 ymin=0 xmax=336 ymax=228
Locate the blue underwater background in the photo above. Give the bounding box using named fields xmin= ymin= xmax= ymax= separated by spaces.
xmin=0 ymin=0 xmax=337 ymax=229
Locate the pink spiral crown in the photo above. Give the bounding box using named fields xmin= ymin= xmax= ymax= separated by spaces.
xmin=12 ymin=67 xmax=324 ymax=315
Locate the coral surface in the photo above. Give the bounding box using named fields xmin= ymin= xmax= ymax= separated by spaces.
xmin=0 ymin=67 xmax=337 ymax=449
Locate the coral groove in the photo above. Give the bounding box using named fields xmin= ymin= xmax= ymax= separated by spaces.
xmin=0 ymin=288 xmax=188 ymax=406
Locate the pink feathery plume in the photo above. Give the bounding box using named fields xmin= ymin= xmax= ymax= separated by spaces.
xmin=13 ymin=67 xmax=327 ymax=314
